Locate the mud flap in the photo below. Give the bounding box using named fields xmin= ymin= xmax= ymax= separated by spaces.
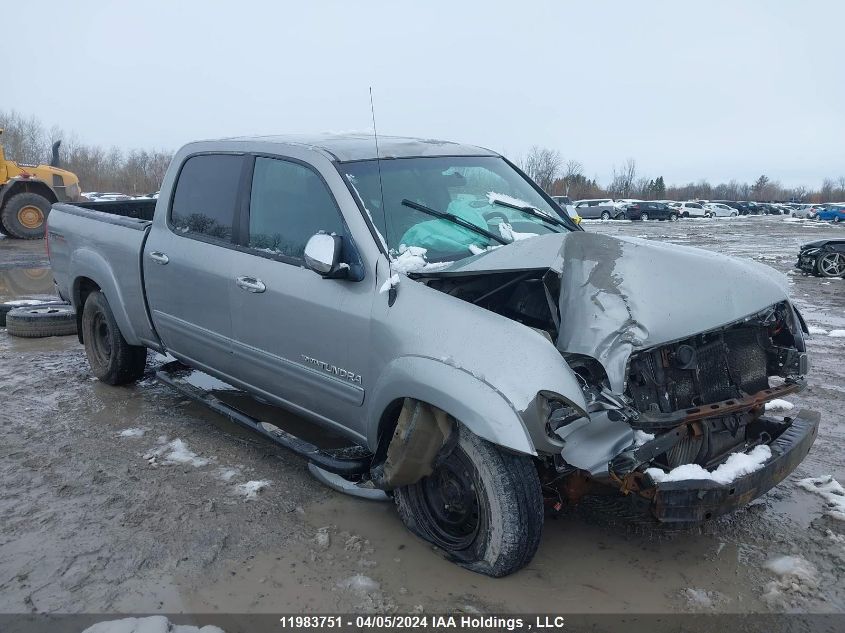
xmin=377 ymin=398 xmax=456 ymax=489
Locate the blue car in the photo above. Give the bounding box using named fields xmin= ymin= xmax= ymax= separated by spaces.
xmin=816 ymin=205 xmax=845 ymax=222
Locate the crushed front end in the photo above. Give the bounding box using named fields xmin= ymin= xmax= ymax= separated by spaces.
xmin=546 ymin=301 xmax=819 ymax=523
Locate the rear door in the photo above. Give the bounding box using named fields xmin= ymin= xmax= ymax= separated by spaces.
xmin=225 ymin=155 xmax=372 ymax=441
xmin=143 ymin=153 xmax=246 ymax=377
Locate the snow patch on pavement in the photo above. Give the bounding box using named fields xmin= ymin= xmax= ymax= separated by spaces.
xmin=337 ymin=573 xmax=380 ymax=594
xmin=118 ymin=428 xmax=146 ymax=438
xmin=807 ymin=326 xmax=828 ymax=335
xmin=829 ymin=329 xmax=845 ymax=338
xmin=761 ymin=555 xmax=819 ymax=607
xmin=796 ymin=476 xmax=845 ymax=521
xmin=82 ymin=615 xmax=225 ymax=633
xmin=646 ymin=445 xmax=771 ymax=484
xmin=234 ymin=480 xmax=271 ymax=500
xmin=144 ymin=439 xmax=210 ymax=468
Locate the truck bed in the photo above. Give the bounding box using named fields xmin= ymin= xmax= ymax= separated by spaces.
xmin=48 ymin=202 xmax=159 ymax=348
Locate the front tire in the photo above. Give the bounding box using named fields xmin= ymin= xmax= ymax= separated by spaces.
xmin=669 ymin=212 xmax=678 ymax=221
xmin=82 ymin=291 xmax=147 ymax=384
xmin=394 ymin=425 xmax=543 ymax=577
xmin=1 ymin=192 xmax=52 ymax=239
xmin=816 ymin=253 xmax=845 ymax=278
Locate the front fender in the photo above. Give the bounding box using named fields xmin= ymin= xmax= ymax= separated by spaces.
xmin=368 ymin=355 xmax=536 ymax=456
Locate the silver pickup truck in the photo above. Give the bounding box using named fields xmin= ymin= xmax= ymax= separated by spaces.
xmin=48 ymin=135 xmax=818 ymax=577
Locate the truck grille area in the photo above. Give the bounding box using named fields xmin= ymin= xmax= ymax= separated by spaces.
xmin=627 ymin=325 xmax=770 ymax=416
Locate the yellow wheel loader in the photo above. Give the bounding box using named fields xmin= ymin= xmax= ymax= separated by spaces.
xmin=0 ymin=129 xmax=83 ymax=239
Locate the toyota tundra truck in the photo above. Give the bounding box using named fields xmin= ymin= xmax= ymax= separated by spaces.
xmin=47 ymin=134 xmax=818 ymax=577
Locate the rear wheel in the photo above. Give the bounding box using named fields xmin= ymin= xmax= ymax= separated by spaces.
xmin=600 ymin=211 xmax=611 ymax=220
xmin=394 ymin=424 xmax=543 ymax=577
xmin=640 ymin=212 xmax=649 ymax=221
xmin=82 ymin=291 xmax=147 ymax=384
xmin=1 ymin=193 xmax=52 ymax=239
xmin=816 ymin=253 xmax=845 ymax=278
xmin=669 ymin=212 xmax=678 ymax=221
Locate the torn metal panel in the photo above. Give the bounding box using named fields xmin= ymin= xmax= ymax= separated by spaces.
xmin=381 ymin=399 xmax=455 ymax=488
xmin=556 ymin=411 xmax=635 ymax=477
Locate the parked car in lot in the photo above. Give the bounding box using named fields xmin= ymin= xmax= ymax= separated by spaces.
xmin=816 ymin=204 xmax=845 ymax=223
xmin=669 ymin=201 xmax=707 ymax=218
xmin=573 ymin=198 xmax=626 ymax=220
xmin=625 ymin=201 xmax=678 ymax=221
xmin=703 ymin=202 xmax=738 ymax=218
xmin=48 ymin=134 xmax=818 ymax=577
xmin=757 ymin=203 xmax=782 ymax=215
xmin=791 ymin=205 xmax=817 ymax=219
xmin=551 ymin=195 xmax=580 ymax=224
xmin=796 ymin=239 xmax=845 ymax=277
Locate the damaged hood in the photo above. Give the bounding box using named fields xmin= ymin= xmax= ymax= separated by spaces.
xmin=422 ymin=232 xmax=790 ymax=393
xmin=554 ymin=231 xmax=789 ymax=393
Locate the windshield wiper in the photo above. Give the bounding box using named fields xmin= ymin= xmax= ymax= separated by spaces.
xmin=489 ymin=198 xmax=567 ymax=231
xmin=401 ymin=199 xmax=509 ymax=245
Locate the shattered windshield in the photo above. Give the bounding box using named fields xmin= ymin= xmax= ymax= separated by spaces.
xmin=341 ymin=156 xmax=573 ymax=267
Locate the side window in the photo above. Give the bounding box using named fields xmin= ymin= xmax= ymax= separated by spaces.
xmin=170 ymin=154 xmax=243 ymax=242
xmin=248 ymin=157 xmax=345 ymax=260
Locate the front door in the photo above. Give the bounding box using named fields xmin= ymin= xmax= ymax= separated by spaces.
xmin=143 ymin=153 xmax=245 ymax=377
xmin=226 ymin=156 xmax=373 ymax=442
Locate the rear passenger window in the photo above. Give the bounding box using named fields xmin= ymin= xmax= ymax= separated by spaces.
xmin=247 ymin=157 xmax=344 ymax=260
xmin=170 ymin=154 xmax=243 ymax=242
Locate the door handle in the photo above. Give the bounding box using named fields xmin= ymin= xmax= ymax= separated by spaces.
xmin=236 ymin=276 xmax=266 ymax=293
xmin=148 ymin=251 xmax=169 ymax=265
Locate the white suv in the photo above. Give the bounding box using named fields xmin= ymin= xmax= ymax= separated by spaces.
xmin=669 ymin=201 xmax=708 ymax=218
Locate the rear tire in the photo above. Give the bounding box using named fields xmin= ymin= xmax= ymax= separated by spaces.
xmin=82 ymin=291 xmax=147 ymax=384
xmin=5 ymin=304 xmax=76 ymax=338
xmin=669 ymin=212 xmax=678 ymax=221
xmin=640 ymin=212 xmax=649 ymax=221
xmin=1 ymin=193 xmax=52 ymax=239
xmin=394 ymin=424 xmax=543 ymax=577
xmin=600 ymin=211 xmax=611 ymax=220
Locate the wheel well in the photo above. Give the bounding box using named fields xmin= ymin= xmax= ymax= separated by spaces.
xmin=73 ymin=277 xmax=101 ymax=343
xmin=0 ymin=180 xmax=58 ymax=211
xmin=374 ymin=398 xmax=407 ymax=463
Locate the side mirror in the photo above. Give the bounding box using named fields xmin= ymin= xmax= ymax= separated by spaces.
xmin=304 ymin=233 xmax=348 ymax=279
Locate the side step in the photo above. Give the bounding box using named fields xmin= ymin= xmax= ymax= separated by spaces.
xmin=155 ymin=361 xmax=372 ymax=477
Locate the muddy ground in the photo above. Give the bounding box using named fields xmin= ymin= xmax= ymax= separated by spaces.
xmin=0 ymin=217 xmax=843 ymax=621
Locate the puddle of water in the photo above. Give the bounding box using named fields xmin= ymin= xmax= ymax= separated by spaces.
xmin=0 ymin=267 xmax=58 ymax=302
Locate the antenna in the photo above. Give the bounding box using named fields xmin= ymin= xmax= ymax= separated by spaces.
xmin=370 ymin=87 xmax=397 ymax=304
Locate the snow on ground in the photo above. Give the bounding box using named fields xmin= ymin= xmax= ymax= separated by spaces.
xmin=215 ymin=467 xmax=241 ymax=482
xmin=337 ymin=573 xmax=380 ymax=594
xmin=765 ymin=399 xmax=795 ymax=412
xmin=807 ymin=326 xmax=829 ymax=335
xmin=681 ymin=587 xmax=723 ymax=610
xmin=829 ymin=329 xmax=845 ymax=338
xmin=234 ymin=479 xmax=271 ymax=500
xmin=646 ymin=445 xmax=771 ymax=484
xmin=143 ymin=439 xmax=210 ymax=468
xmin=761 ymin=555 xmax=819 ymax=607
xmin=796 ymin=476 xmax=845 ymax=521
xmin=82 ymin=616 xmax=225 ymax=633
xmin=118 ymin=428 xmax=146 ymax=438
xmin=2 ymin=299 xmax=51 ymax=306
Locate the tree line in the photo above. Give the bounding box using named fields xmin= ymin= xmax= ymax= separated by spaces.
xmin=2 ymin=111 xmax=843 ymax=203
xmin=518 ymin=146 xmax=845 ymax=203
xmin=0 ymin=110 xmax=172 ymax=195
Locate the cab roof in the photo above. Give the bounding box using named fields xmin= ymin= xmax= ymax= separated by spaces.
xmin=216 ymin=133 xmax=499 ymax=162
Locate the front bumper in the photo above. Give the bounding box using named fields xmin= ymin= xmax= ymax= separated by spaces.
xmin=648 ymin=409 xmax=820 ymax=523
xmin=796 ymin=250 xmax=819 ymax=273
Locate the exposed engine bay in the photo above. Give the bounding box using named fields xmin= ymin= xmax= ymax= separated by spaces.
xmin=415 ymin=262 xmax=811 ymax=520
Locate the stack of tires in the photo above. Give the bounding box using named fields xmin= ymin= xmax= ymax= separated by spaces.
xmin=0 ymin=300 xmax=76 ymax=338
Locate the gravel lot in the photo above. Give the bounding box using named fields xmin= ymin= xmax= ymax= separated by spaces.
xmin=0 ymin=217 xmax=843 ymax=620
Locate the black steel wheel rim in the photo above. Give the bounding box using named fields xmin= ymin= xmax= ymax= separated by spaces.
xmin=416 ymin=449 xmax=481 ymax=551
xmin=90 ymin=311 xmax=113 ymax=366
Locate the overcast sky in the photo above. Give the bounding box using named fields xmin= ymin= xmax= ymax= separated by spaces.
xmin=7 ymin=1 xmax=843 ymax=187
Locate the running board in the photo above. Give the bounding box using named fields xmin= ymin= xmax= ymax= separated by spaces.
xmin=155 ymin=361 xmax=372 ymax=477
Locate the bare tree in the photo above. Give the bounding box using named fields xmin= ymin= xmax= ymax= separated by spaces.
xmin=608 ymin=158 xmax=637 ymax=197
xmin=519 ymin=146 xmax=562 ymax=193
